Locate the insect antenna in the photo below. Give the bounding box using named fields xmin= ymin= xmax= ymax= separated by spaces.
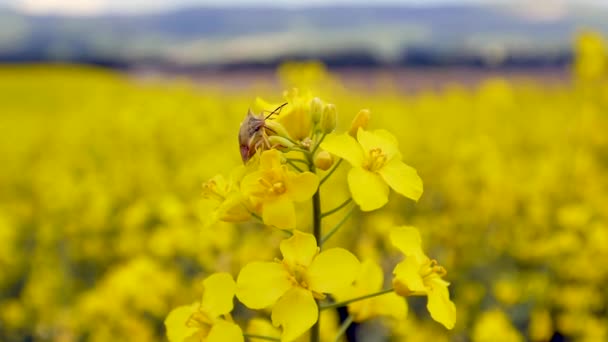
xmin=265 ymin=102 xmax=288 ymax=120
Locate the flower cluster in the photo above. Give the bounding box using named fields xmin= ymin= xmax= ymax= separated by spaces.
xmin=165 ymin=89 xmax=456 ymax=341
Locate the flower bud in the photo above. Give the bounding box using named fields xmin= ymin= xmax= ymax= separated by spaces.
xmin=265 ymin=120 xmax=293 ymax=141
xmin=320 ymin=104 xmax=337 ymax=133
xmin=348 ymin=109 xmax=371 ymax=137
xmin=268 ymin=136 xmax=295 ymax=149
xmin=314 ymin=151 xmax=334 ymax=171
xmin=310 ymin=97 xmax=324 ymax=124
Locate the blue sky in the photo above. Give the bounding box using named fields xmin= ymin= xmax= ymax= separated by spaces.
xmin=1 ymin=0 xmax=605 ymax=15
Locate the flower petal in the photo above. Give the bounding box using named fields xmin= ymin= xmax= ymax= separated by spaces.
xmin=427 ymin=282 xmax=456 ymax=330
xmin=392 ymin=259 xmax=426 ymax=296
xmin=307 ymin=248 xmax=360 ymax=294
xmin=164 ymin=303 xmax=199 ymax=342
xmin=286 ymin=171 xmax=319 ymax=202
xmin=389 ymin=226 xmax=425 ymax=261
xmin=370 ymin=292 xmax=408 ymax=321
xmin=246 ymin=318 xmax=281 ymax=339
xmin=320 ymin=133 xmax=364 ymax=167
xmin=207 ymin=320 xmax=244 ymax=342
xmin=347 ymin=167 xmax=389 ymax=211
xmin=355 ymin=260 xmax=384 ymax=293
xmin=280 ymin=231 xmax=319 ymax=268
xmin=271 ymin=287 xmax=318 ymax=342
xmin=263 ymin=195 xmax=296 ymax=229
xmin=200 ymin=273 xmax=236 ymax=318
xmin=260 ymin=150 xmax=283 ymax=170
xmin=236 ymin=262 xmax=292 ymax=309
xmin=240 ymin=170 xmax=265 ymax=197
xmin=378 ymin=159 xmax=423 ymax=202
xmin=357 ymin=128 xmax=399 ymax=160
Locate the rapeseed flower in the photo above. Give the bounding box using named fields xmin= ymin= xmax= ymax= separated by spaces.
xmin=321 ymin=128 xmax=423 ymax=211
xmin=241 ymin=149 xmax=318 ymax=229
xmin=201 ymin=168 xmax=252 ymax=226
xmin=165 ymin=273 xmax=243 ymax=342
xmin=236 ymin=231 xmax=360 ymax=341
xmin=390 ymin=226 xmax=456 ymax=329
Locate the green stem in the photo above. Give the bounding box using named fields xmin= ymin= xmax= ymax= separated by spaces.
xmin=243 ymin=334 xmax=281 ymax=341
xmin=308 ymin=155 xmax=322 ymax=342
xmin=320 ymin=205 xmax=355 ymax=246
xmin=320 ymin=159 xmax=343 ymax=186
xmin=333 ymin=315 xmax=354 ymax=342
xmin=286 ymin=159 xmax=304 ymax=172
xmin=321 ymin=198 xmax=352 ymax=218
xmin=320 ymin=288 xmax=394 ymax=311
xmin=311 ymin=133 xmax=327 ymax=156
xmin=286 ymin=158 xmax=309 ymax=165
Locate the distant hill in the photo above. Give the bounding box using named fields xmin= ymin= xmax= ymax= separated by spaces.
xmin=0 ymin=5 xmax=607 ymax=68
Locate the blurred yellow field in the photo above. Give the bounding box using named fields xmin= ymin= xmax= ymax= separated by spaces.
xmin=1 ymin=33 xmax=608 ymax=342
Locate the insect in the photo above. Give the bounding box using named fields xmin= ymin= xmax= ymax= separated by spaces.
xmin=238 ymin=102 xmax=288 ymax=163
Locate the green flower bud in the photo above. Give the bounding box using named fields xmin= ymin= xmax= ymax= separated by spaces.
xmin=320 ymin=104 xmax=337 ymax=133
xmin=310 ymin=97 xmax=324 ymax=124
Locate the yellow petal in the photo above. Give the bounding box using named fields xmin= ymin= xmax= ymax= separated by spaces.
xmin=389 ymin=226 xmax=425 ymax=261
xmin=307 ymin=248 xmax=360 ymax=294
xmin=207 ymin=320 xmax=244 ymax=342
xmin=215 ymin=193 xmax=252 ymax=223
xmin=246 ymin=318 xmax=281 ymax=339
xmin=357 ymin=128 xmax=399 ymax=160
xmin=392 ymin=259 xmax=426 ymax=295
xmin=200 ymin=273 xmax=236 ymax=318
xmin=370 ymin=292 xmax=408 ymax=321
xmin=280 ymin=231 xmax=319 ymax=268
xmin=263 ymin=195 xmax=296 ymax=229
xmin=355 ymin=260 xmax=384 ymax=293
xmin=342 ymin=261 xmax=384 ymax=322
xmin=347 ymin=167 xmax=389 ymax=211
xmin=236 ymin=262 xmax=292 ymax=309
xmin=254 ymin=97 xmax=282 ymax=114
xmin=320 ymin=133 xmax=364 ymax=167
xmin=164 ymin=303 xmax=199 ymax=342
xmin=427 ymin=282 xmax=456 ymax=330
xmin=260 ymin=149 xmax=283 ymax=170
xmin=240 ymin=170 xmax=265 ymax=197
xmin=271 ymin=287 xmax=318 ymax=342
xmin=378 ymin=159 xmax=423 ymax=201
xmin=286 ymin=171 xmax=319 ymax=202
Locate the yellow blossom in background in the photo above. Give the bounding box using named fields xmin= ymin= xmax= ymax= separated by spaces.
xmin=472 ymin=309 xmax=523 ymax=342
xmin=236 ymin=231 xmax=360 ymax=341
xmin=240 ymin=150 xmax=319 ymax=228
xmin=321 ymin=128 xmax=422 ymax=211
xmin=165 ymin=273 xmax=243 ymax=342
xmin=3 ymin=30 xmax=608 ymax=341
xmin=390 ymin=226 xmax=456 ymax=329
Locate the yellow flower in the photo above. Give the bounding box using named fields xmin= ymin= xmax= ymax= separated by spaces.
xmin=165 ymin=273 xmax=243 ymax=342
xmin=334 ymin=260 xmax=407 ymax=323
xmin=240 ymin=150 xmax=319 ymax=229
xmin=390 ymin=226 xmax=456 ymax=330
xmin=472 ymin=309 xmax=523 ymax=342
xmin=236 ymin=231 xmax=360 ymax=342
xmin=202 ymin=168 xmax=252 ymax=226
xmin=320 ymin=128 xmax=423 ymax=211
xmin=255 ymin=88 xmax=314 ymax=141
